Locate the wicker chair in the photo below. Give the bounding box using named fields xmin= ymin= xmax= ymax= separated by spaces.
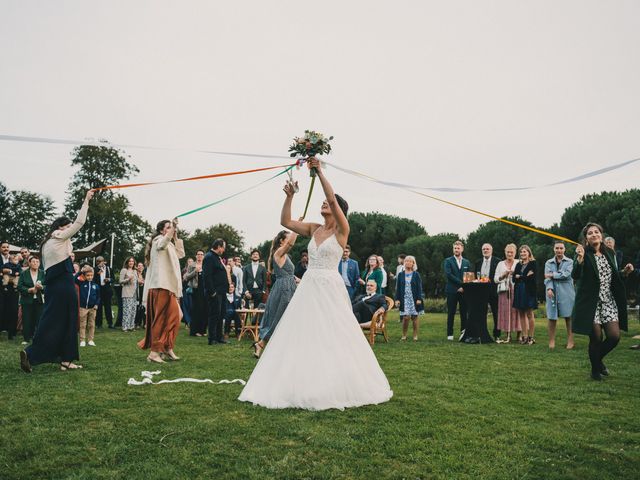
xmin=360 ymin=296 xmax=394 ymax=345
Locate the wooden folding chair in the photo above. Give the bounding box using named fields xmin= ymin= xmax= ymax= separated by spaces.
xmin=361 ymin=296 xmax=394 ymax=345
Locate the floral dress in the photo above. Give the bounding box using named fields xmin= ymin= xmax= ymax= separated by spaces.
xmin=400 ymin=272 xmax=421 ymax=316
xmin=594 ymin=254 xmax=618 ymax=325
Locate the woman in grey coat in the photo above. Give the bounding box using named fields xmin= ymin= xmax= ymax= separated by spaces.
xmin=544 ymin=242 xmax=575 ymax=350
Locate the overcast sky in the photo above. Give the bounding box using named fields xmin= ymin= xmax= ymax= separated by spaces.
xmin=1 ymin=1 xmax=639 ymax=249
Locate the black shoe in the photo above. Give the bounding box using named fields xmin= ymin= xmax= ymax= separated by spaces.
xmin=465 ymin=337 xmax=480 ymax=344
xmin=208 ymin=340 xmax=218 ymax=345
xmin=218 ymin=339 xmax=229 ymax=344
xmin=108 ymin=325 xmax=115 ymax=329
xmin=591 ymin=371 xmax=603 ymax=381
xmin=600 ymin=363 xmax=610 ymax=376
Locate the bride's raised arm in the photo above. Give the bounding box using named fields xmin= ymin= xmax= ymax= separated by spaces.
xmin=280 ymin=180 xmax=320 ymax=237
xmin=307 ymin=158 xmax=349 ymax=241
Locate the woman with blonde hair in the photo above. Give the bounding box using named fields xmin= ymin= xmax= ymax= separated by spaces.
xmin=395 ymin=255 xmax=424 ymax=341
xmin=494 ymin=244 xmax=522 ymax=343
xmin=513 ymin=245 xmax=537 ymax=344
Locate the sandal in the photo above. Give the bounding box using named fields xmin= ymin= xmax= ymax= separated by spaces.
xmin=400 ymin=336 xmax=407 ymax=341
xmin=252 ymin=342 xmax=263 ymax=359
xmin=528 ymin=337 xmax=535 ymax=345
xmin=146 ymin=355 xmax=165 ymax=364
xmin=60 ymin=362 xmax=83 ymax=371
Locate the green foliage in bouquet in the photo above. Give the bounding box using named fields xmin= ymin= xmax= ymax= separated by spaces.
xmin=288 ymin=130 xmax=334 ymax=158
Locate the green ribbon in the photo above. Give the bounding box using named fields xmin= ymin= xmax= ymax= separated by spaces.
xmin=301 ymin=174 xmax=316 ymax=220
xmin=176 ymin=165 xmax=294 ymax=218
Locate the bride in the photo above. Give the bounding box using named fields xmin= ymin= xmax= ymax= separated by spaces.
xmin=238 ymin=158 xmax=393 ymax=410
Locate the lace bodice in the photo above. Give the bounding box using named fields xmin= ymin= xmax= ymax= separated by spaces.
xmin=308 ymin=234 xmax=342 ymax=271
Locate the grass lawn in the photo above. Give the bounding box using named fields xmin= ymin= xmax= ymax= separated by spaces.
xmin=1 ymin=310 xmax=639 ymax=480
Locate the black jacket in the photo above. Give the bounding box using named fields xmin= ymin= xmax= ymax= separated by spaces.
xmin=352 ymin=293 xmax=388 ymax=315
xmin=203 ymin=251 xmax=229 ymax=297
xmin=243 ymin=263 xmax=267 ymax=293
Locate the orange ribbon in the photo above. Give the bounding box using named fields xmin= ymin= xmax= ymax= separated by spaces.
xmin=92 ymin=163 xmax=296 ymax=191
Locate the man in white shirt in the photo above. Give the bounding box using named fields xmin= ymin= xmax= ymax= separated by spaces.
xmin=243 ymin=249 xmax=266 ymax=306
xmin=473 ymin=243 xmax=501 ymax=340
xmin=95 ymin=256 xmax=114 ymax=329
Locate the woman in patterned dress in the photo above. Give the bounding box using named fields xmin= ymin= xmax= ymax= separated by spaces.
xmin=572 ymin=223 xmax=633 ymax=381
xmin=395 ymin=255 xmax=424 ymax=341
xmin=119 ymin=257 xmax=138 ymax=332
xmin=252 ymin=230 xmax=298 ymax=358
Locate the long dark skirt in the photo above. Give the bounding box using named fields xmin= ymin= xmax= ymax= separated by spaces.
xmin=25 ymin=259 xmax=79 ymax=365
xmin=189 ymin=286 xmax=207 ymax=336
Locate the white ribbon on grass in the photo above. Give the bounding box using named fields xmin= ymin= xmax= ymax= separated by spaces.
xmin=127 ymin=370 xmax=246 ymax=386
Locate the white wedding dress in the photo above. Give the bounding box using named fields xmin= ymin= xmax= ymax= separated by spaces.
xmin=238 ymin=233 xmax=393 ymax=410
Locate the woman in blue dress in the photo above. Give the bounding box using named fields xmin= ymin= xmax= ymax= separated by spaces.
xmin=513 ymin=245 xmax=538 ymax=345
xmin=395 ymin=255 xmax=424 ymax=341
xmin=253 ymin=230 xmax=298 ymax=358
xmin=20 ymin=190 xmax=94 ymax=372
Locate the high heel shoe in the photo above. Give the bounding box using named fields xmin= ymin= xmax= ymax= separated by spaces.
xmin=252 ymin=342 xmax=263 ymax=359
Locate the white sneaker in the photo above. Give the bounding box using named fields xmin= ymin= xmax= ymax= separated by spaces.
xmin=88 ymin=341 xmax=96 ymax=346
xmin=447 ymin=336 xmax=454 ymax=341
xmin=80 ymin=341 xmax=86 ymax=347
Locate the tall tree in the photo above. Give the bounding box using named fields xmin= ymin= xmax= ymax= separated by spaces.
xmin=181 ymin=224 xmax=246 ymax=262
xmin=465 ymin=216 xmax=536 ymax=265
xmin=64 ymin=144 xmax=151 ymax=268
xmin=347 ymin=212 xmax=427 ymax=262
xmin=5 ymin=190 xmax=57 ymax=249
xmin=559 ymin=189 xmax=640 ymax=262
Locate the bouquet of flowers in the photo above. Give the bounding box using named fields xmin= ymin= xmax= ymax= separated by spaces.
xmin=288 ymin=130 xmax=334 ymax=177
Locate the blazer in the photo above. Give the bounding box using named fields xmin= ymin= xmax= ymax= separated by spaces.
xmin=242 ymin=262 xmax=266 ymax=293
xmin=361 ymin=268 xmax=384 ymax=294
xmin=352 ymin=293 xmax=388 ymax=315
xmin=513 ymin=260 xmax=537 ymax=297
xmin=96 ymin=265 xmax=113 ymax=290
xmin=203 ymin=250 xmax=229 ymax=297
xmin=183 ymin=263 xmax=201 ymax=289
xmin=571 ymin=249 xmax=627 ymax=336
xmin=338 ymin=258 xmax=360 ymax=288
xmin=444 ymin=256 xmax=471 ymax=295
xmin=18 ymin=268 xmax=45 ymax=305
xmin=395 ymin=270 xmax=424 ymax=313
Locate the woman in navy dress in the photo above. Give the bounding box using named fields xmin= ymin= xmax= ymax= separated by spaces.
xmin=20 ymin=190 xmax=94 ymax=372
xmin=513 ymin=245 xmax=537 ymax=345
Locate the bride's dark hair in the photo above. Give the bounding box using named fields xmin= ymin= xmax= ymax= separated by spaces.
xmin=40 ymin=216 xmax=73 ymax=253
xmin=268 ymin=230 xmax=289 ymax=273
xmin=334 ymin=194 xmax=349 ymax=217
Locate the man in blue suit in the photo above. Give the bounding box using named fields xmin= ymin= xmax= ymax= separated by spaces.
xmin=443 ymin=240 xmax=470 ymax=340
xmin=338 ymin=244 xmax=360 ymax=300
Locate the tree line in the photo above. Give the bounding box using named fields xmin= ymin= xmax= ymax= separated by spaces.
xmin=1 ymin=145 xmax=638 ymax=300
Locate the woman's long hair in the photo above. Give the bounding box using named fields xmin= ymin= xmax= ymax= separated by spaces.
xmin=122 ymin=256 xmax=136 ymax=270
xmin=144 ymin=220 xmax=171 ymax=266
xmin=39 ymin=216 xmax=73 ymax=254
xmin=366 ymin=255 xmax=380 ymax=274
xmin=267 ymin=230 xmax=289 ymax=273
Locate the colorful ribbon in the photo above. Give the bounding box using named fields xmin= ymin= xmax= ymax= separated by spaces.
xmin=175 ymin=165 xmax=294 ymax=217
xmin=93 ymin=163 xmax=295 ymax=191
xmin=323 ymin=160 xmax=579 ymax=245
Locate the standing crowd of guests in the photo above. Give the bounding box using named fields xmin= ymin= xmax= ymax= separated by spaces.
xmin=4 ymin=191 xmax=638 ymax=382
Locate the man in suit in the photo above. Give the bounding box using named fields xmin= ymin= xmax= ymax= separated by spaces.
xmin=95 ymin=256 xmax=114 ymax=329
xmin=443 ymin=240 xmax=470 ymax=340
xmin=203 ymin=238 xmax=231 ymax=345
xmin=338 ymin=244 xmax=360 ymax=300
xmin=243 ymin=249 xmax=267 ymax=307
xmin=474 ymin=243 xmax=501 ymax=340
xmin=352 ymin=279 xmax=388 ymax=326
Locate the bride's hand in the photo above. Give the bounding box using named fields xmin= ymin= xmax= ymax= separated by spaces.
xmin=307 ymin=157 xmax=322 ymax=171
xmin=283 ymin=181 xmax=298 ymax=197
